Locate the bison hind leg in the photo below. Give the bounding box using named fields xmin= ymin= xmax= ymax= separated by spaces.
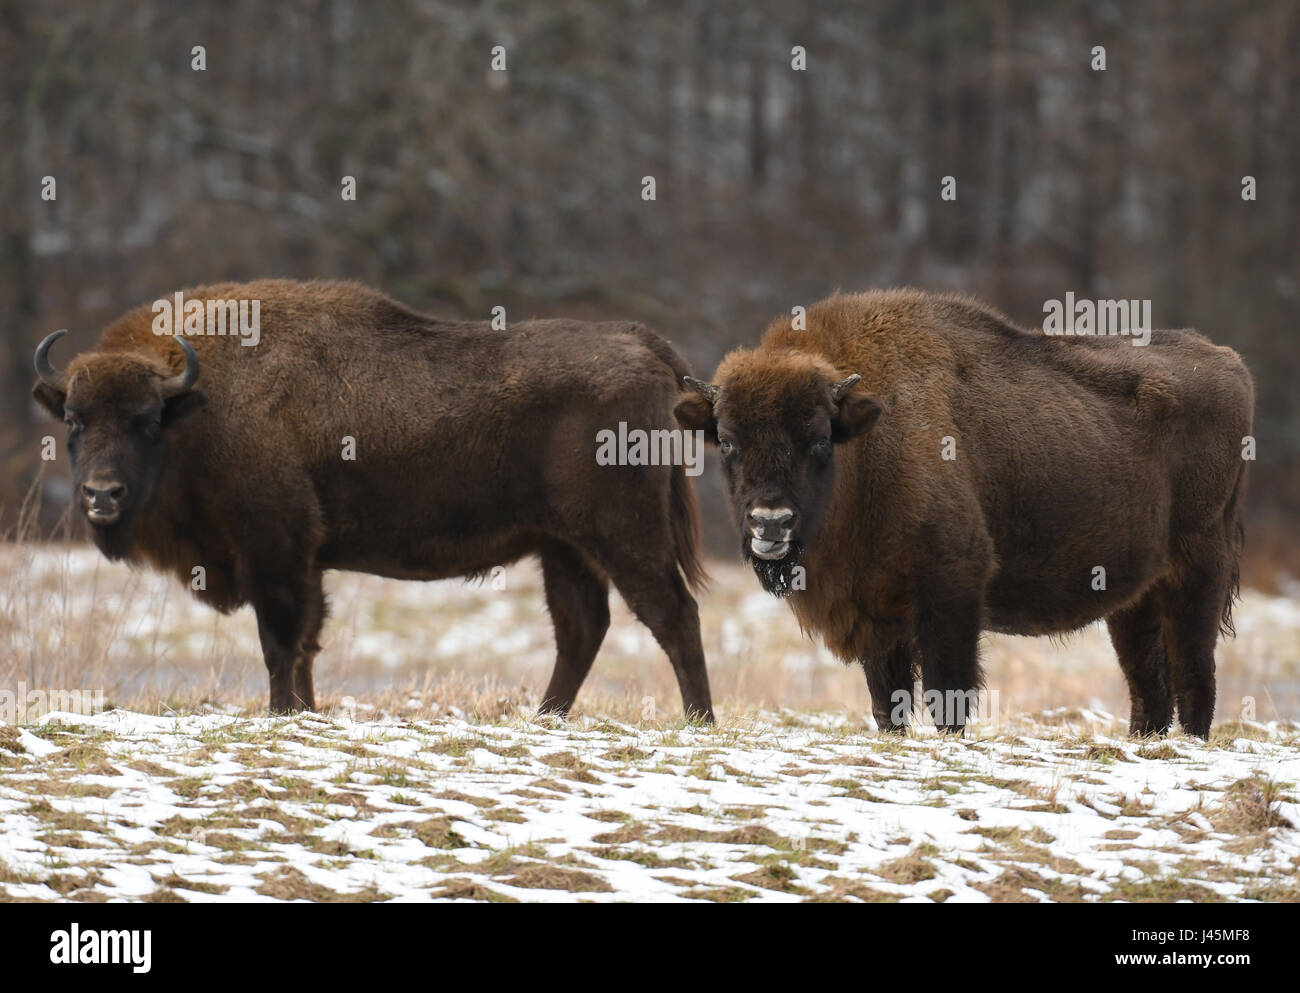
xmin=598 ymin=550 xmax=714 ymax=724
xmin=1160 ymin=556 xmax=1233 ymax=740
xmin=537 ymin=542 xmax=611 ymax=718
xmin=1106 ymin=591 xmax=1173 ymax=737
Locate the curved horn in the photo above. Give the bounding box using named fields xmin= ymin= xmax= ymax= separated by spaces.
xmin=159 ymin=336 xmax=200 ymax=398
xmin=830 ymin=374 xmax=862 ymax=402
xmin=682 ymin=376 xmax=720 ymax=403
xmin=34 ymin=329 xmax=70 ymax=389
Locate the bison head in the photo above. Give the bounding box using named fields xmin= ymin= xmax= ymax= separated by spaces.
xmin=674 ymin=351 xmax=880 ymax=596
xmin=32 ymin=330 xmax=205 ymax=559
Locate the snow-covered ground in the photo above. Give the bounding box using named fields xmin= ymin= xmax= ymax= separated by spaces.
xmin=1 ymin=708 xmax=1296 ymax=902
xmin=3 ymin=544 xmax=1299 ymax=901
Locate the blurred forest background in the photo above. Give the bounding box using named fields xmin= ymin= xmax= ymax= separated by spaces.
xmin=1 ymin=0 xmax=1297 ymax=585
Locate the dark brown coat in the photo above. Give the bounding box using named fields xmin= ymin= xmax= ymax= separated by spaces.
xmin=34 ymin=279 xmax=713 ymax=718
xmin=676 ymin=289 xmax=1253 ymax=737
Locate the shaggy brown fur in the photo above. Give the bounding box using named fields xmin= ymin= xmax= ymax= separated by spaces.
xmin=676 ymin=289 xmax=1253 ymax=737
xmin=33 ymin=279 xmax=713 ymax=719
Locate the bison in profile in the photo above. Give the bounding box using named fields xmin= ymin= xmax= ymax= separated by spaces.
xmin=675 ymin=289 xmax=1252 ymax=738
xmin=32 ymin=279 xmax=713 ymax=720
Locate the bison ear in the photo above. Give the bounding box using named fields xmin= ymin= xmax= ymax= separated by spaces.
xmin=832 ymin=391 xmax=881 ymax=442
xmin=674 ymin=377 xmax=720 ymax=442
xmin=673 ymin=394 xmax=718 ymax=442
xmin=32 ymin=382 xmax=66 ymax=419
xmin=162 ymin=388 xmax=207 ymax=428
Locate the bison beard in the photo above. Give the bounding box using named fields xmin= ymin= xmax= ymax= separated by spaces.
xmin=88 ymin=517 xmax=138 ymax=562
xmin=745 ymin=540 xmax=805 ymax=598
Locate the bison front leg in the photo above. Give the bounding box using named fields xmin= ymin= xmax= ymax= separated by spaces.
xmin=290 ymin=572 xmax=327 ymax=713
xmin=863 ymin=643 xmax=917 ymax=733
xmin=252 ymin=570 xmax=323 ymax=715
xmin=915 ymin=591 xmax=983 ymax=735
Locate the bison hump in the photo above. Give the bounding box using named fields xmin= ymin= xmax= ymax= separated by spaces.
xmin=1046 ymin=343 xmax=1179 ymax=419
xmin=1133 ymin=370 xmax=1179 ymax=418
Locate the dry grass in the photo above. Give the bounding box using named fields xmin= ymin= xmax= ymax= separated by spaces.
xmin=255 ymin=865 xmax=387 ymax=902
xmin=497 ymin=865 xmax=613 ymax=893
xmin=1209 ymin=776 xmax=1295 ymax=849
xmin=3 ymin=539 xmax=1299 ymax=728
xmin=875 ymin=847 xmax=938 ymax=885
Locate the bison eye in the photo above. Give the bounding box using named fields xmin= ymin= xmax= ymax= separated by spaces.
xmin=64 ymin=415 xmax=82 ymax=433
xmin=719 ymin=439 xmax=735 ymax=458
xmin=811 ymin=439 xmax=832 ymax=459
xmin=130 ymin=412 xmax=161 ymax=439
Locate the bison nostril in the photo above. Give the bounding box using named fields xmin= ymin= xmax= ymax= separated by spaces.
xmin=748 ymin=507 xmax=796 ymax=540
xmin=81 ymin=482 xmax=127 ymax=505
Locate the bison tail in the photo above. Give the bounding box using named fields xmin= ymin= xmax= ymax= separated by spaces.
xmin=1220 ymin=461 xmax=1248 ymax=638
xmin=670 ymin=464 xmax=709 ymax=595
xmin=1221 ymin=522 xmax=1243 ymax=638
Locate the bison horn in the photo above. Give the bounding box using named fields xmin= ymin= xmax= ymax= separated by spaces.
xmin=159 ymin=336 xmax=200 ymax=397
xmin=830 ymin=374 xmax=862 ymax=402
xmin=34 ymin=329 xmax=70 ymax=390
xmin=683 ymin=376 xmax=720 ymax=403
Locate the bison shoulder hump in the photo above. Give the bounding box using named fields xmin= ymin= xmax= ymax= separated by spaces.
xmin=1135 ymin=370 xmax=1180 ymax=419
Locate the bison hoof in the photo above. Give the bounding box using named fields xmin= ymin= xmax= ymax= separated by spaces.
xmin=1128 ymin=717 xmax=1174 ymax=738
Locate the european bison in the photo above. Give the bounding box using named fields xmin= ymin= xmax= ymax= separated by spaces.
xmin=675 ymin=289 xmax=1253 ymax=738
xmin=32 ymin=279 xmax=713 ymax=720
